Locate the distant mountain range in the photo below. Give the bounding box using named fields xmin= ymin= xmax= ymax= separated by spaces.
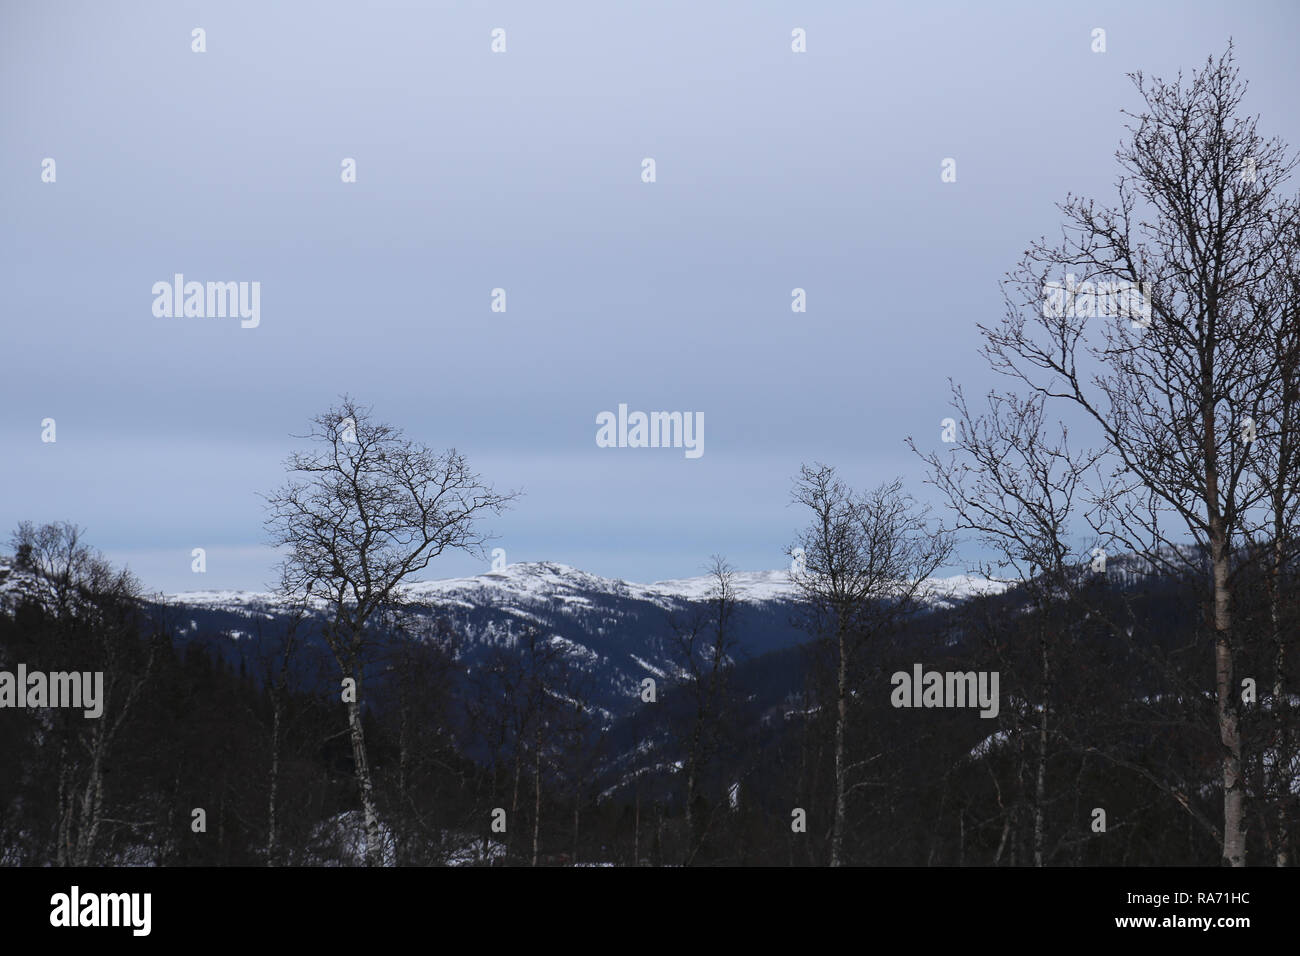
xmin=3 ymin=552 xmax=1195 ymax=732
xmin=152 ymin=562 xmax=1007 ymax=722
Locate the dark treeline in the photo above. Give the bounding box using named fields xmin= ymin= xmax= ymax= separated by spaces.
xmin=0 ymin=523 xmax=1295 ymax=866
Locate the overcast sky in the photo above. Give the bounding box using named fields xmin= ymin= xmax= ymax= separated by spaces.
xmin=3 ymin=1 xmax=1298 ymax=593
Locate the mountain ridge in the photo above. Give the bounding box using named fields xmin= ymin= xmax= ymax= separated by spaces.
xmin=160 ymin=560 xmax=1009 ymax=611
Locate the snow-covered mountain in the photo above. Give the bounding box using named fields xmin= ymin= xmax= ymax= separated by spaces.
xmin=1 ymin=557 xmax=1008 ymax=726
xmin=152 ymin=562 xmax=1005 ymax=720
xmin=163 ymin=561 xmax=1005 ymax=614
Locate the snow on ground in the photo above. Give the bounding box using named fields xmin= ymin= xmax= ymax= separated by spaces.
xmin=306 ymin=811 xmax=396 ymax=867
xmin=446 ymin=836 xmax=506 ymax=867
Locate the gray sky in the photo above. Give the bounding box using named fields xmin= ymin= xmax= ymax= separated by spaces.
xmin=3 ymin=0 xmax=1298 ymax=593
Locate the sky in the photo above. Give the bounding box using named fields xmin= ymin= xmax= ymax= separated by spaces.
xmin=3 ymin=0 xmax=1299 ymax=594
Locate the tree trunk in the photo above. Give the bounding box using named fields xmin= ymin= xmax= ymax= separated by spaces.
xmin=830 ymin=626 xmax=849 ymax=867
xmin=685 ymin=716 xmax=701 ymax=864
xmin=509 ymin=743 xmax=522 ymax=861
xmin=531 ymin=725 xmax=542 ymax=867
xmin=1034 ymin=630 xmax=1049 ymax=867
xmin=56 ymin=739 xmax=72 ymax=867
xmin=396 ymin=696 xmax=409 ymax=866
xmin=344 ymin=671 xmax=382 ymax=866
xmin=572 ymin=801 xmax=580 ymax=865
xmin=1211 ymin=526 xmax=1246 ymax=866
xmin=958 ymin=808 xmax=965 ymax=867
xmin=1274 ymin=634 xmax=1290 ymax=867
xmin=1270 ymin=543 xmax=1290 ymax=867
xmin=267 ymin=700 xmax=281 ymax=866
xmin=73 ymin=722 xmax=108 ymax=866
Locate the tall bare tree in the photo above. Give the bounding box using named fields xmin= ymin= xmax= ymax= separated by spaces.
xmin=787 ymin=465 xmax=952 ymax=866
xmin=911 ymin=387 xmax=1104 ymax=865
xmin=667 ymin=554 xmax=739 ymax=864
xmin=264 ymin=397 xmax=517 ymax=865
xmin=982 ymin=46 xmax=1299 ymax=864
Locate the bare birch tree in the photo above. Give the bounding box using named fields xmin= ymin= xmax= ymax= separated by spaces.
xmin=981 ymin=46 xmax=1299 ymax=864
xmin=264 ymin=397 xmax=517 ymax=866
xmin=911 ymin=387 xmax=1104 ymax=865
xmin=787 ymin=465 xmax=952 ymax=866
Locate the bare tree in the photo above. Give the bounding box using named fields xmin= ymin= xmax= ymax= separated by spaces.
xmin=981 ymin=46 xmax=1299 ymax=865
xmin=1238 ymin=234 xmax=1300 ymax=865
xmin=9 ymin=521 xmax=155 ymax=865
xmin=911 ymin=387 xmax=1104 ymax=865
xmin=666 ymin=554 xmax=739 ymax=864
xmin=787 ymin=465 xmax=953 ymax=866
xmin=264 ymin=397 xmax=517 ymax=865
xmin=253 ymin=581 xmax=317 ymax=868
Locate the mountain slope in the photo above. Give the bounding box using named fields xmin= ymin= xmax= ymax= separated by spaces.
xmin=156 ymin=562 xmax=1005 ymax=721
